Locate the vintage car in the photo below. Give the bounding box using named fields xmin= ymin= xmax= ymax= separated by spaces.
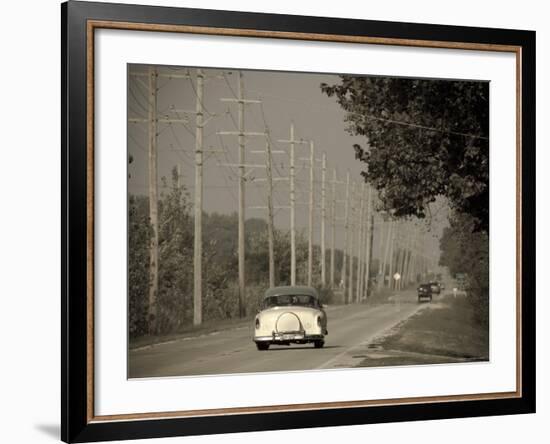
xmin=253 ymin=286 xmax=328 ymax=350
xmin=417 ymin=283 xmax=433 ymax=302
xmin=428 ymin=281 xmax=441 ymax=294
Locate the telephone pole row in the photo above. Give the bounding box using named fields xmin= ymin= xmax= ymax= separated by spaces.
xmin=130 ymin=68 xmax=396 ymax=323
xmin=218 ymin=71 xmax=263 ymax=317
xmin=129 ymin=67 xmax=196 ymax=332
xmin=278 ymin=123 xmax=309 ymax=286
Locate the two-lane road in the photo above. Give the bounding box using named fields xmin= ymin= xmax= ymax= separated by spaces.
xmin=129 ymin=289 xmax=434 ymax=378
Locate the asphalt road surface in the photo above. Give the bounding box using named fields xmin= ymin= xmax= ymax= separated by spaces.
xmin=129 ymin=288 xmax=439 ymax=378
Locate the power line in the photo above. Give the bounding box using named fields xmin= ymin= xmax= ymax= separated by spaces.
xmin=353 ymin=112 xmax=489 ymax=140
xmin=211 ymin=150 xmax=240 ymax=205
xmin=224 ymin=107 xmax=239 ymax=130
xmin=222 ymin=71 xmax=239 ymax=100
xmin=167 ymin=125 xmax=194 ymax=162
xmin=128 ymin=132 xmax=148 ymax=153
xmin=128 ymin=102 xmax=146 ymax=119
xmin=128 ymin=85 xmax=150 ymax=115
xmin=156 ymin=77 xmax=172 ymax=91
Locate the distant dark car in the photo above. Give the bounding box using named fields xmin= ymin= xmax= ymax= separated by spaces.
xmin=417 ymin=284 xmax=433 ymax=302
xmin=428 ymin=281 xmax=441 ymax=294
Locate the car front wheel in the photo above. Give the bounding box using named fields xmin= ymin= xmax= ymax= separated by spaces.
xmin=256 ymin=342 xmax=270 ymax=351
xmin=314 ymin=340 xmax=325 ymax=349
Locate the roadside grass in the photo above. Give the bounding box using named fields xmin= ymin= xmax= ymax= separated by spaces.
xmin=330 ymin=285 xmax=397 ymax=306
xmin=364 ymin=287 xmax=394 ymax=305
xmin=356 ymin=295 xmax=489 ymax=368
xmin=129 ymin=316 xmax=254 ymax=350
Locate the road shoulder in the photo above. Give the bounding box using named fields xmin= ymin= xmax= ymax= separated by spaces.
xmin=355 ymin=295 xmax=489 ymax=368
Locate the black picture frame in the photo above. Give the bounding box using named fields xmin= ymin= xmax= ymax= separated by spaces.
xmin=62 ymin=1 xmax=536 ymax=442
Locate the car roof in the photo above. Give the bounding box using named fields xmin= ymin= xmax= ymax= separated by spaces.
xmin=264 ymin=286 xmax=319 ymax=299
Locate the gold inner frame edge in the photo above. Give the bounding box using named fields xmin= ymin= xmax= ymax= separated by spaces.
xmin=85 ymin=19 xmax=523 ymax=423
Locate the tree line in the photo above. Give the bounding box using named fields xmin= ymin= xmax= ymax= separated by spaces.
xmin=322 ymin=76 xmax=490 ymax=323
xmin=129 ymin=168 xmax=348 ymax=338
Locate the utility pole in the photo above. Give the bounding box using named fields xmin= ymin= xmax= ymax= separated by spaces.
xmin=411 ymin=226 xmax=419 ymax=284
xmin=359 ymin=185 xmax=371 ymax=300
xmin=278 ymin=123 xmax=308 ymax=286
xmin=193 ymin=68 xmax=204 ymax=326
xmin=320 ymin=152 xmax=327 ymax=287
xmin=341 ymin=171 xmax=350 ymax=299
xmin=358 ymin=209 xmax=366 ymax=300
xmin=403 ymin=249 xmax=411 ymax=288
xmin=265 ymin=137 xmax=275 ymax=288
xmin=388 ymin=221 xmax=397 ymax=289
xmin=401 ymin=247 xmax=407 ymax=290
xmin=365 ymin=191 xmax=374 ymax=298
xmin=348 ymin=181 xmax=356 ymax=303
xmin=404 ymin=224 xmax=411 ymax=288
xmin=307 ymin=141 xmax=315 ymax=287
xmin=237 ymin=72 xmax=246 ymax=317
xmin=379 ymin=218 xmax=393 ymax=290
xmin=409 ymin=229 xmax=416 ymax=286
xmin=376 ymin=213 xmax=384 ymax=287
xmin=147 ymin=66 xmax=158 ymax=334
xmin=413 ymin=226 xmax=421 ymax=285
xmin=400 ymin=223 xmax=411 ymax=289
xmin=393 ymin=228 xmax=401 ymax=291
xmin=356 ymin=183 xmax=365 ymax=302
xmin=395 ymin=248 xmax=403 ymax=291
xmin=405 ymin=225 xmax=418 ymax=285
xmin=248 ymin=145 xmax=287 ymax=286
xmin=290 ymin=127 xmax=297 ymax=287
xmin=408 ymin=242 xmax=416 ymax=285
xmin=176 ymin=164 xmax=182 ymax=189
xmin=218 ymin=71 xmax=262 ymax=317
xmin=329 ymin=169 xmax=338 ymax=288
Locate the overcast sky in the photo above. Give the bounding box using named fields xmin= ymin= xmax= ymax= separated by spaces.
xmin=128 ymin=65 xmax=447 ymax=263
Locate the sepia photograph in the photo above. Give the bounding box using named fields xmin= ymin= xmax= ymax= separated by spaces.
xmin=57 ymin=2 xmax=536 ymax=441
xmin=127 ymin=65 xmax=489 ymax=379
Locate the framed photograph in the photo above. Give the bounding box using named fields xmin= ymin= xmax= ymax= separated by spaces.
xmin=62 ymin=1 xmax=535 ymax=442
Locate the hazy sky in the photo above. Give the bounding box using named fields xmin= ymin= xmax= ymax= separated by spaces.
xmin=128 ymin=65 xmax=447 ymax=262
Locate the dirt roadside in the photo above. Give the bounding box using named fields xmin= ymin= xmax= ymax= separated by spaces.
xmin=355 ymin=294 xmax=489 ymax=368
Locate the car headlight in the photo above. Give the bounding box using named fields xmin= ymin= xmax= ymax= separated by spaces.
xmin=255 ymin=318 xmax=260 ymax=329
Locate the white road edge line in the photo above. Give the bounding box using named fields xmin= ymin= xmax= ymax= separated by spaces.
xmin=315 ymin=303 xmax=428 ymax=370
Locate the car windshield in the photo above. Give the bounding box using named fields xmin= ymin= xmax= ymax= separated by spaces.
xmin=263 ymin=294 xmax=318 ymax=308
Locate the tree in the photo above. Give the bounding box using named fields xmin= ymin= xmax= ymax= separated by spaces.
xmin=129 ymin=167 xmax=194 ymax=337
xmin=439 ymin=212 xmax=489 ymax=325
xmin=321 ymin=77 xmax=489 ymax=232
xmin=128 ymin=194 xmax=151 ymax=337
xmin=156 ymin=168 xmax=194 ymax=332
